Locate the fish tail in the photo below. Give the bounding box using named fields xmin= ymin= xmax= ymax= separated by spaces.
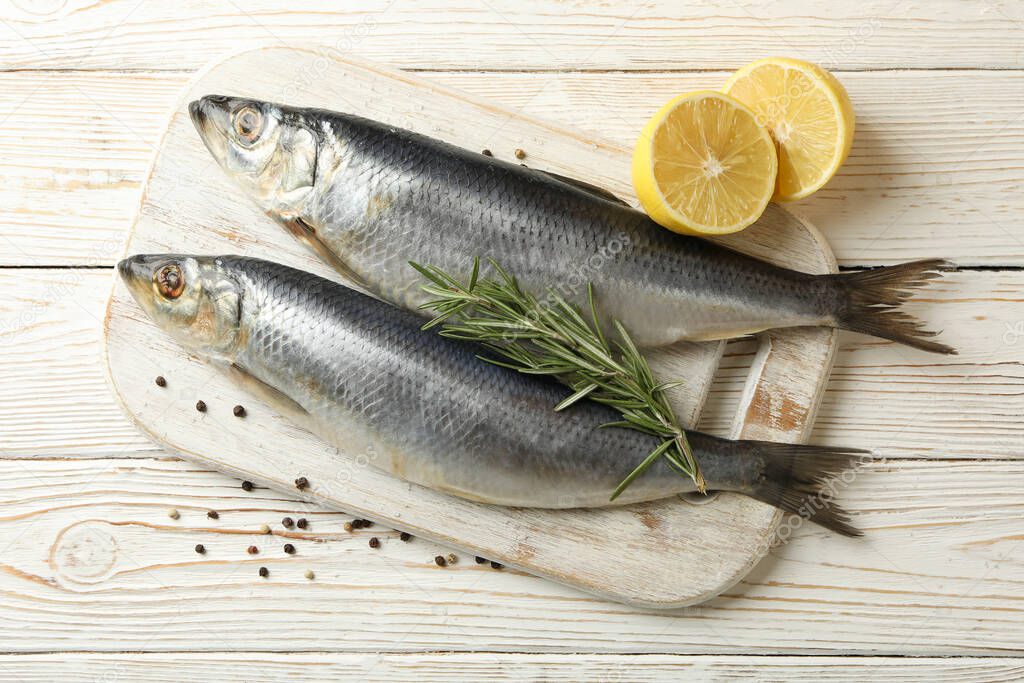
xmin=832 ymin=258 xmax=957 ymax=354
xmin=744 ymin=441 xmax=868 ymax=537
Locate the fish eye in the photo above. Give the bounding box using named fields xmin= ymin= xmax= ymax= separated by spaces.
xmin=155 ymin=263 xmax=185 ymax=300
xmin=233 ymin=106 xmax=263 ymax=145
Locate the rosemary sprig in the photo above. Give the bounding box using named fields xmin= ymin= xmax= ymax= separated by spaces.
xmin=410 ymin=258 xmax=705 ymax=499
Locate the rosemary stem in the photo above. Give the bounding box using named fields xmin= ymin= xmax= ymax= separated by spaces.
xmin=412 ymin=258 xmax=704 ymax=497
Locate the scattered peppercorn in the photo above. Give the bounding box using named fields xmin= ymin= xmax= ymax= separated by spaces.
xmin=283 ymin=543 xmax=295 ymax=554
xmin=296 ymin=518 xmax=308 ymax=530
xmin=399 ymin=532 xmax=412 ymax=542
xmin=233 ymin=404 xmax=246 ymax=417
xmin=195 ymin=544 xmax=205 ymax=554
xmin=294 ymin=476 xmax=309 ymax=490
xmin=247 ymin=545 xmax=258 ymax=555
xmin=258 ymin=566 xmax=269 ymax=578
xmin=481 ymin=149 xmax=493 ymax=156
xmin=195 ymin=400 xmax=207 ymax=413
xmin=475 ymin=556 xmax=486 ymax=564
xmin=514 ymin=148 xmax=526 ymax=160
xmin=304 ymin=569 xmax=315 ymax=580
xmin=344 ymin=522 xmax=354 ymax=532
xmin=434 ymin=555 xmax=447 ymax=567
xmin=350 ymin=519 xmax=364 ymax=530
xmin=490 ymin=561 xmax=503 ymax=570
xmin=447 ymin=553 xmax=457 ymax=565
xmin=359 ymin=519 xmax=373 ymax=528
xmin=167 ymin=508 xmax=180 ymax=520
xmin=282 ymin=517 xmax=294 ymax=529
xmin=369 ymin=537 xmax=380 ymax=549
xmin=207 ymin=510 xmax=219 ymax=519
xmin=241 ymin=480 xmax=254 ymax=492
xmin=154 ymin=375 xmax=166 ymax=387
xmin=259 ymin=524 xmax=271 ymax=534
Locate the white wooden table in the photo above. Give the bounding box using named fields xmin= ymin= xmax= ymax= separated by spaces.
xmin=0 ymin=1 xmax=1022 ymax=680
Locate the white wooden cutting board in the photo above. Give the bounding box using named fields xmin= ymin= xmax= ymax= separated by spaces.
xmin=102 ymin=46 xmax=838 ymax=608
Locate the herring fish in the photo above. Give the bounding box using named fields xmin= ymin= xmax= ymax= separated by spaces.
xmin=119 ymin=254 xmax=862 ymax=535
xmin=189 ymin=95 xmax=955 ymax=353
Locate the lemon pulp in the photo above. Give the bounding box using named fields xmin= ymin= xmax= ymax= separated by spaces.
xmin=632 ymin=91 xmax=778 ymax=235
xmin=724 ymin=57 xmax=854 ymax=201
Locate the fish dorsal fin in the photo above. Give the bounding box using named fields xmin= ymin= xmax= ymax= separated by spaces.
xmin=537 ymin=169 xmax=631 ymax=207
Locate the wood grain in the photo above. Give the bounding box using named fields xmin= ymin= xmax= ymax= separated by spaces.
xmin=100 ymin=48 xmax=845 ymax=607
xmin=1 ymin=69 xmax=1022 ymax=267
xmin=0 ymin=1 xmax=1021 ymax=71
xmin=3 ymin=269 xmax=1018 ymax=461
xmin=0 ymin=456 xmax=1020 ymax=654
xmin=0 ymin=2 xmax=1020 ymax=668
xmin=0 ymin=653 xmax=1020 ymax=681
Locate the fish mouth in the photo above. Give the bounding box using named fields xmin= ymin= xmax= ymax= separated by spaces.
xmin=117 ymin=254 xmax=159 ymax=309
xmin=117 ymin=254 xmax=163 ymax=290
xmin=116 ymin=256 xmax=132 ymax=280
xmin=188 ymin=95 xmax=233 ymax=157
xmin=188 ymin=99 xmax=204 ymax=130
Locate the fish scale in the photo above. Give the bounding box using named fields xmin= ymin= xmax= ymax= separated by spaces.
xmin=119 ymin=254 xmax=863 ymax=534
xmin=189 ymin=95 xmax=956 ymax=355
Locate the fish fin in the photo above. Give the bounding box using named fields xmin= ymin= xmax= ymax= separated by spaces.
xmin=745 ymin=442 xmax=868 ymax=537
xmin=834 ymin=259 xmax=957 ymax=355
xmin=277 ymin=215 xmax=370 ymax=290
xmin=537 ymin=170 xmax=631 ymax=207
xmin=227 ymin=362 xmax=313 ymax=426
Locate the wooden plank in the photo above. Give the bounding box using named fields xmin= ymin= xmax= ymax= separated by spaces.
xmin=1 ymin=69 xmax=1023 ymax=267
xmin=0 ymin=653 xmax=1020 ymax=681
xmin=0 ymin=456 xmax=1021 ymax=654
xmin=2 ymin=269 xmax=1019 ymax=461
xmin=100 ymin=48 xmax=845 ymax=608
xmin=0 ymin=1 xmax=1022 ymax=71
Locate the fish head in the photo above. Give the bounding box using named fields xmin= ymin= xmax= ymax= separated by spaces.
xmin=189 ymin=95 xmax=318 ymax=218
xmin=118 ymin=254 xmax=244 ymax=360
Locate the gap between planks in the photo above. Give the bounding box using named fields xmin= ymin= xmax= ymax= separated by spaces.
xmin=3 ymin=67 xmax=1024 ymax=74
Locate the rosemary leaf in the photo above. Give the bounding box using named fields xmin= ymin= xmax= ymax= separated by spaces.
xmin=554 ymin=383 xmax=599 ymax=411
xmin=412 ymin=258 xmax=705 ymax=497
xmin=610 ymin=438 xmax=675 ymax=501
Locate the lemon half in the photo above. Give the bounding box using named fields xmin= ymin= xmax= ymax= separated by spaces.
xmin=724 ymin=57 xmax=854 ymax=201
xmin=632 ymin=91 xmax=778 ymax=236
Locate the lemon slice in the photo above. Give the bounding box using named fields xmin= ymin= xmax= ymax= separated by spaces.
xmin=724 ymin=57 xmax=854 ymax=201
xmin=632 ymin=91 xmax=777 ymax=235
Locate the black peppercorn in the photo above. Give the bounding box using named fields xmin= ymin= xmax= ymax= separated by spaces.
xmin=294 ymin=476 xmax=309 ymax=490
xmin=154 ymin=375 xmax=166 ymax=387
xmin=233 ymin=405 xmax=246 ymax=417
xmin=399 ymin=532 xmax=412 ymax=542
xmin=258 ymin=566 xmax=268 ymax=577
xmin=369 ymin=537 xmax=380 ymax=549
xmin=241 ymin=480 xmax=254 ymax=492
xmin=206 ymin=510 xmax=219 ymax=520
xmin=490 ymin=561 xmax=503 ymax=570
xmin=481 ymin=149 xmax=493 ymax=156
xmin=195 ymin=400 xmax=206 ymax=412
xmin=475 ymin=556 xmax=486 ymax=564
xmin=434 ymin=555 xmax=447 ymax=567
xmin=296 ymin=518 xmax=308 ymax=530
xmin=283 ymin=543 xmax=295 ymax=554
xmin=282 ymin=517 xmax=294 ymax=529
xmin=194 ymin=544 xmax=205 ymax=554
